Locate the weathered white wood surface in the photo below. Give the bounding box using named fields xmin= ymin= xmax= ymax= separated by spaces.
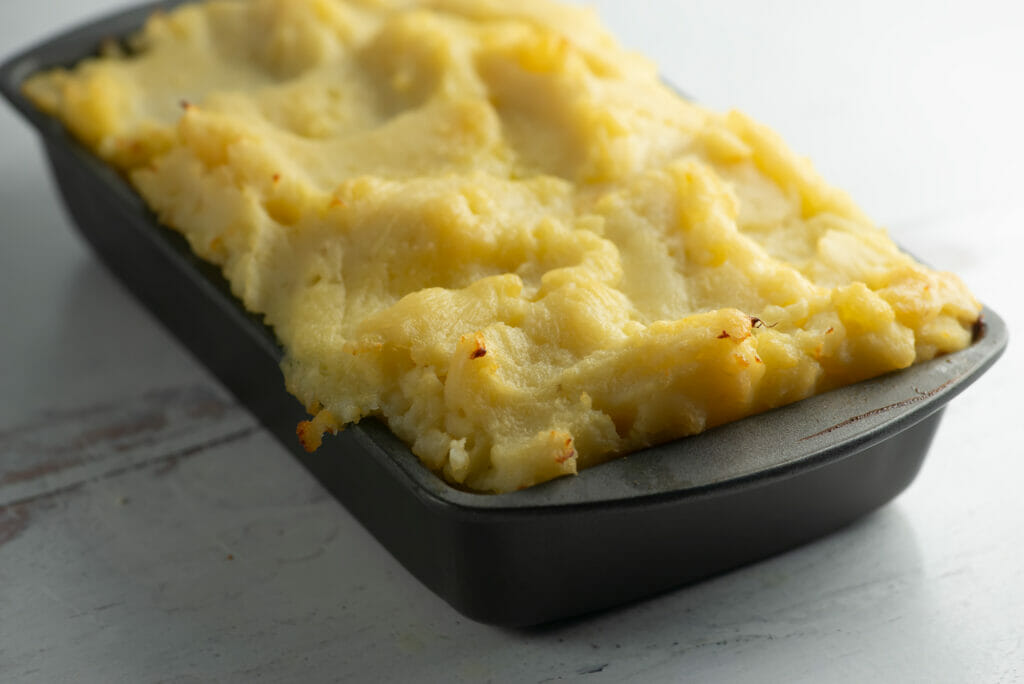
xmin=2 ymin=1 xmax=1022 ymax=681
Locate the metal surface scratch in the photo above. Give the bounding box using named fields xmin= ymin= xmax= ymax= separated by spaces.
xmin=798 ymin=377 xmax=957 ymax=441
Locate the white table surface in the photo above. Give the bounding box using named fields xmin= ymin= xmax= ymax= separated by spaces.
xmin=2 ymin=1 xmax=1022 ymax=682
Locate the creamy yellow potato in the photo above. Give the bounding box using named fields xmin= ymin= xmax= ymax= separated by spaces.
xmin=25 ymin=0 xmax=980 ymax=492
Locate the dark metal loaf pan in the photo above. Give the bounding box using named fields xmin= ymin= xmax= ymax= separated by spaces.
xmin=0 ymin=1 xmax=1008 ymax=627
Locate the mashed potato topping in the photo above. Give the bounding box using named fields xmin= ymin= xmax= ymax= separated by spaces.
xmin=25 ymin=0 xmax=980 ymax=492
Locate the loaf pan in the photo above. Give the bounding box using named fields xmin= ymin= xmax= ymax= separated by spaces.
xmin=0 ymin=2 xmax=1008 ymax=626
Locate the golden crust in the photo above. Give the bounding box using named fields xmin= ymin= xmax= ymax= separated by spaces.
xmin=25 ymin=0 xmax=980 ymax=492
